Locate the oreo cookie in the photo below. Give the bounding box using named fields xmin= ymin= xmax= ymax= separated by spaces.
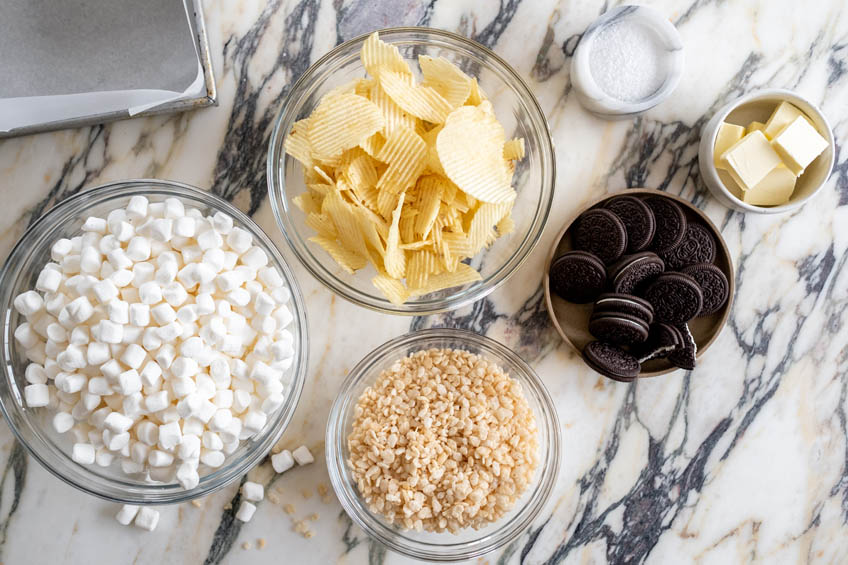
xmin=681 ymin=263 xmax=729 ymax=316
xmin=644 ymin=197 xmax=687 ymax=253
xmin=668 ymin=324 xmax=697 ymax=370
xmin=573 ymin=209 xmax=628 ymax=265
xmin=662 ymin=223 xmax=717 ymax=270
xmin=642 ymin=272 xmax=703 ymax=324
xmin=549 ymin=251 xmax=607 ymax=303
xmin=637 ymin=323 xmax=683 ymax=362
xmin=604 ymin=195 xmax=656 ymax=252
xmin=593 ymin=293 xmax=654 ymax=324
xmin=588 ymin=312 xmax=649 ymax=345
xmin=608 ymin=252 xmax=665 ymax=294
xmin=582 ymin=341 xmax=641 ymax=382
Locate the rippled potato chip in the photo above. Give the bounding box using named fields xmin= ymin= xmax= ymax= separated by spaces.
xmin=284 ymin=31 xmax=524 ymax=304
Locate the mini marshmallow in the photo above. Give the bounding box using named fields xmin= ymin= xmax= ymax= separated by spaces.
xmin=80 ymin=246 xmax=101 ymax=274
xmin=57 ymin=346 xmax=87 ymax=371
xmin=135 ymin=420 xmax=159 ymax=446
xmin=176 ymin=462 xmax=200 ymax=490
xmin=292 ymin=445 xmax=314 ymax=465
xmin=104 ymin=412 xmax=134 ymax=433
xmin=46 ymin=322 xmax=68 ymax=343
xmin=117 ymin=369 xmax=142 ymax=395
xmin=72 ymin=443 xmax=96 ymax=465
xmin=200 ymin=449 xmax=225 ymax=468
xmin=241 ymin=246 xmax=269 ymax=269
xmin=262 ymin=394 xmax=285 ymax=414
xmin=242 ymin=481 xmax=264 ymax=502
xmin=258 ymin=267 xmax=284 ymax=288
xmin=139 ymin=282 xmax=163 ymax=305
xmin=254 ymin=292 xmax=275 ymax=316
xmin=128 ymin=303 xmax=151 ymax=327
xmin=142 ymin=327 xmax=163 ymax=352
xmin=96 ymin=320 xmax=123 ymax=344
xmin=126 ymin=195 xmax=149 ymax=220
xmin=148 ymin=450 xmax=174 ymax=467
xmin=213 ymin=389 xmax=233 ymax=409
xmin=242 ymin=410 xmax=267 ymax=435
xmin=156 ymin=321 xmax=182 ymax=341
xmin=100 ymin=359 xmax=123 ymax=381
xmin=154 ymin=344 xmax=176 ymax=369
xmin=82 ymin=215 xmax=107 ymax=233
xmin=24 ymin=383 xmax=50 ymax=407
xmin=14 ymin=291 xmax=44 ymax=316
xmin=197 ymin=229 xmax=223 ymax=251
xmin=87 ymin=342 xmax=111 ymax=366
xmin=163 ymin=197 xmax=185 ymax=219
xmin=154 ymin=262 xmax=178 ymax=285
xmin=65 ymin=296 xmax=95 ymax=325
xmin=99 ymin=234 xmax=121 ymax=254
xmin=232 ymin=390 xmax=251 ymax=414
xmin=158 ymin=421 xmax=182 ymax=450
xmin=212 ymin=212 xmax=234 ymax=234
xmin=121 ymin=344 xmax=147 ymax=370
xmin=14 ymin=323 xmax=40 ymax=349
xmin=202 ymin=430 xmax=223 ymax=451
xmin=178 ymin=434 xmax=201 ymax=460
xmin=106 ymin=248 xmax=133 ymax=270
xmin=271 ymin=450 xmax=294 ymax=474
xmin=51 ymin=238 xmax=73 ymax=261
xmin=109 ymin=268 xmax=134 ymax=289
xmin=132 ymin=262 xmax=155 ymax=287
xmin=62 ymin=254 xmax=81 ymax=274
xmin=202 ymin=248 xmax=226 ymax=272
xmin=115 ymin=504 xmax=139 ymax=526
xmin=88 ymin=377 xmax=112 ymax=396
xmin=134 ymin=507 xmax=160 ymax=532
xmin=140 ymin=361 xmax=163 ymax=388
xmin=25 ymin=363 xmax=48 ymax=385
xmin=108 ymin=300 xmax=130 ymax=324
xmin=113 ymin=221 xmax=135 ymax=243
xmin=226 ymin=228 xmax=253 ymax=254
xmin=220 ymin=418 xmax=242 ymax=444
xmin=162 ymin=282 xmax=188 ymax=307
xmin=131 ymin=441 xmax=150 ymax=465
xmin=235 ymin=501 xmax=256 ymax=523
xmin=174 ymin=216 xmax=196 ymax=238
xmin=70 ymin=326 xmax=90 ymax=345
xmin=126 ymin=236 xmax=151 ymax=262
xmin=150 ymin=218 xmax=173 ymax=242
xmin=181 ymin=245 xmax=203 ymax=263
xmin=50 ymin=412 xmax=72 ymax=434
xmin=227 ymin=288 xmax=251 ymax=308
xmin=144 ymin=389 xmax=169 ymax=413
xmin=151 ymin=303 xmax=177 ymax=325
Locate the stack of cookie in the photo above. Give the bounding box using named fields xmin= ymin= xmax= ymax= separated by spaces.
xmin=549 ymin=194 xmax=729 ymax=382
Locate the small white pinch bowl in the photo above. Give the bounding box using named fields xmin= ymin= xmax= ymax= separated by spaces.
xmin=571 ymin=4 xmax=684 ymax=119
xmin=698 ymin=88 xmax=835 ymax=214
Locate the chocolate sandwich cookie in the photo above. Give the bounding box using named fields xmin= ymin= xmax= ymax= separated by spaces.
xmin=588 ymin=312 xmax=649 ymax=345
xmin=608 ymin=252 xmax=665 ymax=294
xmin=549 ymin=251 xmax=607 ymax=303
xmin=662 ymin=223 xmax=717 ymax=270
xmin=644 ymin=197 xmax=687 ymax=254
xmin=681 ymin=263 xmax=729 ymax=316
xmin=637 ymin=323 xmax=683 ymax=362
xmin=668 ymin=323 xmax=697 ymax=370
xmin=573 ymin=209 xmax=628 ymax=265
xmin=593 ymin=293 xmax=654 ymax=324
xmin=604 ymin=195 xmax=656 ymax=252
xmin=582 ymin=341 xmax=641 ymax=382
xmin=642 ymin=272 xmax=703 ymax=324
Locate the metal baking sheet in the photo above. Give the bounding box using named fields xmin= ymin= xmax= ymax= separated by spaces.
xmin=0 ymin=0 xmax=216 ymax=138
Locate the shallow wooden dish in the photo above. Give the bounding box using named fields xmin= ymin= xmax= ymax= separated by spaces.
xmin=543 ymin=189 xmax=735 ymax=377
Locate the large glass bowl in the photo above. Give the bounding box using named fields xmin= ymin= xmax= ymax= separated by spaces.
xmin=0 ymin=179 xmax=309 ymax=504
xmin=268 ymin=27 xmax=555 ymax=315
xmin=326 ymin=328 xmax=561 ymax=561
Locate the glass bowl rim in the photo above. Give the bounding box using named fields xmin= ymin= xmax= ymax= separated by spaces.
xmin=267 ymin=26 xmax=556 ymax=316
xmin=325 ymin=327 xmax=561 ymax=561
xmin=0 ymin=178 xmax=310 ymax=504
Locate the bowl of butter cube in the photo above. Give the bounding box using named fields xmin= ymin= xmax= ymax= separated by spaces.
xmin=0 ymin=179 xmax=308 ymax=504
xmin=698 ymin=89 xmax=834 ymax=213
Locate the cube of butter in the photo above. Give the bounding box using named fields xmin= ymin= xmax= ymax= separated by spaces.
xmin=720 ymin=130 xmax=782 ymax=191
xmin=763 ymin=101 xmax=804 ymax=139
xmin=746 ymin=121 xmax=765 ymax=136
xmin=714 ymin=122 xmax=745 ymax=169
xmin=770 ymin=115 xmax=828 ymax=176
xmin=742 ymin=166 xmax=797 ymax=206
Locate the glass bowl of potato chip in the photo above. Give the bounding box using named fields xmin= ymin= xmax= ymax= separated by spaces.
xmin=268 ymin=27 xmax=555 ymax=314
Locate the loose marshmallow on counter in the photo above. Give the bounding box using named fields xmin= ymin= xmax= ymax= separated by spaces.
xmin=12 ymin=196 xmax=297 ymax=489
xmin=271 ymin=450 xmax=294 ymax=474
xmin=115 ymin=504 xmax=139 ymax=526
xmin=235 ymin=501 xmax=257 ymax=523
xmin=134 ymin=507 xmax=160 ymax=532
xmin=292 ymin=445 xmax=314 ymax=466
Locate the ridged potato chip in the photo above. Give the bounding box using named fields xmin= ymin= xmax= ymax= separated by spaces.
xmin=285 ymin=32 xmax=525 ymax=305
xmin=307 ymin=93 xmax=384 ymax=161
xmin=419 ymin=55 xmax=473 ymax=109
xmin=379 ymin=71 xmax=453 ymax=124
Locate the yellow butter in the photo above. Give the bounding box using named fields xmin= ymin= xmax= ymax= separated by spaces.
xmin=746 ymin=121 xmax=766 ymax=136
xmin=720 ymin=130 xmax=782 ymax=191
xmin=742 ymin=167 xmax=797 ymax=206
xmin=763 ymin=101 xmax=804 ymax=139
xmin=713 ymin=122 xmax=745 ymax=169
xmin=770 ymin=115 xmax=828 ymax=176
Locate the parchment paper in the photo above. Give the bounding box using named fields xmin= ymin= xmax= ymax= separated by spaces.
xmin=0 ymin=0 xmax=206 ymax=133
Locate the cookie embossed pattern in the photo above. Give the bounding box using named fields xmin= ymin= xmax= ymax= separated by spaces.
xmin=544 ymin=189 xmax=734 ymax=379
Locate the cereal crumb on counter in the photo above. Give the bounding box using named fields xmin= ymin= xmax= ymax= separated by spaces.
xmin=241 ymin=542 xmax=251 ymax=550
xmin=316 ymin=483 xmax=328 ymax=496
xmin=257 ymin=538 xmax=267 ymax=549
xmin=293 ymin=520 xmax=308 ymax=534
xmin=301 ymin=488 xmax=312 ymax=499
xmin=191 ymin=500 xmax=203 ymax=508
xmin=283 ymin=503 xmax=296 ymax=515
xmin=267 ymin=492 xmax=280 ymax=504
xmin=307 ymin=513 xmax=319 ymax=522
xmin=304 ymin=530 xmax=315 ymax=539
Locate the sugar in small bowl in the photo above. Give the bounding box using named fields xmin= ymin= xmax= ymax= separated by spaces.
xmin=572 ymin=5 xmax=684 ymax=119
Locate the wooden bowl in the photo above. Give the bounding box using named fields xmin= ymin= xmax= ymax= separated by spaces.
xmin=543 ymin=189 xmax=734 ymax=377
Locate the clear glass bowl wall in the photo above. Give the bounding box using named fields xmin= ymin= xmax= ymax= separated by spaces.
xmin=0 ymin=179 xmax=308 ymax=504
xmin=268 ymin=27 xmax=555 ymax=315
xmin=326 ymin=329 xmax=561 ymax=561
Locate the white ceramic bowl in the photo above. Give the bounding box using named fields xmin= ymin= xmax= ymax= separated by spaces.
xmin=571 ymin=5 xmax=684 ymax=119
xmin=698 ymin=89 xmax=835 ymax=214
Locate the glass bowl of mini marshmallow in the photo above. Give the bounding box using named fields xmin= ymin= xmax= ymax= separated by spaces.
xmin=0 ymin=179 xmax=308 ymax=504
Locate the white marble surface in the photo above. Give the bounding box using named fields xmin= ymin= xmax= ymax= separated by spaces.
xmin=0 ymin=0 xmax=847 ymax=563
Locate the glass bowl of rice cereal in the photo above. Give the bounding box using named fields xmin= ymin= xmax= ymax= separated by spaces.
xmin=325 ymin=328 xmax=560 ymax=561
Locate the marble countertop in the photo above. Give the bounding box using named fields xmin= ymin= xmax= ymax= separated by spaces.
xmin=1 ymin=0 xmax=847 ymax=563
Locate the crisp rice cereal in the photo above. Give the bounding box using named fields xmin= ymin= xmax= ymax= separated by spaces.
xmin=347 ymin=348 xmax=539 ymax=533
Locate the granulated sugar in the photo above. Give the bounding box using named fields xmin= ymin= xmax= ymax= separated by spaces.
xmin=589 ymin=20 xmax=666 ymax=102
